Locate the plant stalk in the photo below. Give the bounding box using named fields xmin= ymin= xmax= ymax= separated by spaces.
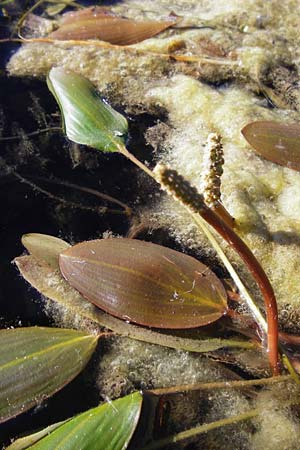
xmin=128 ymin=159 xmax=279 ymax=375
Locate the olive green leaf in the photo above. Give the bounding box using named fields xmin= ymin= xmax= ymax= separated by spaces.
xmin=8 ymin=392 xmax=143 ymax=450
xmin=7 ymin=420 xmax=68 ymax=450
xmin=14 ymin=234 xmax=253 ymax=353
xmin=47 ymin=67 xmax=128 ymax=152
xmin=0 ymin=327 xmax=98 ymax=423
xmin=21 ymin=233 xmax=70 ymax=270
xmin=241 ymin=120 xmax=300 ymax=171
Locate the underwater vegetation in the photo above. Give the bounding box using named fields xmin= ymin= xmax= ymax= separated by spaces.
xmin=2 ymin=1 xmax=300 ymax=449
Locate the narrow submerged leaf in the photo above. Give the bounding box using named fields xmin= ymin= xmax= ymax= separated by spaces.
xmin=241 ymin=121 xmax=300 ymax=171
xmin=0 ymin=327 xmax=98 ymax=423
xmin=8 ymin=393 xmax=142 ymax=450
xmin=21 ymin=233 xmax=70 ymax=270
xmin=59 ymin=238 xmax=228 ymax=329
xmin=47 ymin=67 xmax=128 ymax=152
xmin=49 ymin=6 xmax=176 ymax=45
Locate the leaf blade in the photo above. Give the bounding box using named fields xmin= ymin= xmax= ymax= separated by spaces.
xmin=47 ymin=67 xmax=128 ymax=152
xmin=59 ymin=238 xmax=228 ymax=329
xmin=0 ymin=327 xmax=98 ymax=423
xmin=49 ymin=7 xmax=176 ymax=45
xmin=21 ymin=233 xmax=70 ymax=270
xmin=12 ymin=393 xmax=143 ymax=450
xmin=15 ymin=234 xmax=252 ymax=353
xmin=241 ymin=121 xmax=300 ymax=171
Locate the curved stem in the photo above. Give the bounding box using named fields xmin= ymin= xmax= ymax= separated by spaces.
xmin=152 ymin=165 xmax=279 ymax=375
xmin=117 ymin=147 xmax=279 ymax=374
xmin=200 ymin=206 xmax=279 ymax=374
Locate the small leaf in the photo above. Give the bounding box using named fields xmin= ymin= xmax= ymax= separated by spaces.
xmin=9 ymin=393 xmax=143 ymax=450
xmin=47 ymin=67 xmax=128 ymax=152
xmin=59 ymin=238 xmax=228 ymax=329
xmin=46 ymin=0 xmax=75 ymax=16
xmin=0 ymin=327 xmax=98 ymax=423
xmin=49 ymin=6 xmax=176 ymax=45
xmin=21 ymin=233 xmax=70 ymax=270
xmin=241 ymin=121 xmax=300 ymax=171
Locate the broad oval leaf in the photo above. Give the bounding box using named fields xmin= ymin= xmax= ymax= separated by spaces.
xmin=8 ymin=392 xmax=142 ymax=450
xmin=241 ymin=121 xmax=300 ymax=171
xmin=59 ymin=239 xmax=227 ymax=329
xmin=15 ymin=236 xmax=248 ymax=352
xmin=0 ymin=327 xmax=98 ymax=423
xmin=47 ymin=67 xmax=128 ymax=152
xmin=49 ymin=6 xmax=176 ymax=45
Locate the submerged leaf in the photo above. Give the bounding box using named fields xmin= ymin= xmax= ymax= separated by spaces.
xmin=0 ymin=327 xmax=98 ymax=423
xmin=49 ymin=6 xmax=176 ymax=45
xmin=21 ymin=233 xmax=70 ymax=270
xmin=47 ymin=67 xmax=128 ymax=152
xmin=59 ymin=238 xmax=228 ymax=329
xmin=8 ymin=392 xmax=142 ymax=450
xmin=241 ymin=121 xmax=300 ymax=171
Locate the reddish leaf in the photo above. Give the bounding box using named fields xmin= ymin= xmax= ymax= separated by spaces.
xmin=49 ymin=7 xmax=176 ymax=45
xmin=241 ymin=121 xmax=300 ymax=171
xmin=59 ymin=238 xmax=227 ymax=329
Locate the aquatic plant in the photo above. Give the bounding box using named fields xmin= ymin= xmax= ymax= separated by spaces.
xmin=47 ymin=67 xmax=280 ymax=375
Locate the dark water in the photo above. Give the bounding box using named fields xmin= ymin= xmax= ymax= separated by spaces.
xmin=0 ymin=3 xmax=165 ymax=442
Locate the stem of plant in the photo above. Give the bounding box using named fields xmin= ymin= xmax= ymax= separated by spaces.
xmin=200 ymin=205 xmax=279 ymax=374
xmin=156 ymin=166 xmax=279 ymax=375
xmin=148 ymin=374 xmax=291 ymax=397
xmin=118 ymin=146 xmax=280 ymax=376
xmin=141 ymin=409 xmax=260 ymax=450
xmin=141 ymin=397 xmax=300 ymax=450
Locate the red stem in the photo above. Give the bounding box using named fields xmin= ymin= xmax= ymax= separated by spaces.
xmin=201 ymin=206 xmax=279 ymax=375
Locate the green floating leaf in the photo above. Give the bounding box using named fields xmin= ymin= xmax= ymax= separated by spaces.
xmin=9 ymin=393 xmax=142 ymax=450
xmin=0 ymin=327 xmax=98 ymax=423
xmin=47 ymin=67 xmax=128 ymax=152
xmin=15 ymin=233 xmax=253 ymax=352
xmin=241 ymin=120 xmax=300 ymax=171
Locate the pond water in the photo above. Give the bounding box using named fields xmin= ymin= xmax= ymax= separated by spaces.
xmin=2 ymin=1 xmax=300 ymax=449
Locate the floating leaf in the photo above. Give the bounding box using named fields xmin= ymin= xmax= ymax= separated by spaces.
xmin=21 ymin=233 xmax=70 ymax=270
xmin=49 ymin=6 xmax=176 ymax=45
xmin=241 ymin=121 xmax=300 ymax=171
xmin=59 ymin=7 xmax=116 ymax=25
xmin=8 ymin=392 xmax=142 ymax=450
xmin=0 ymin=327 xmax=98 ymax=423
xmin=59 ymin=238 xmax=228 ymax=329
xmin=14 ymin=234 xmax=252 ymax=352
xmin=47 ymin=67 xmax=128 ymax=152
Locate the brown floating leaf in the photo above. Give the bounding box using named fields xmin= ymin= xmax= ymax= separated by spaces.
xmin=59 ymin=238 xmax=227 ymax=329
xmin=241 ymin=121 xmax=300 ymax=171
xmin=15 ymin=234 xmax=251 ymax=352
xmin=59 ymin=6 xmax=117 ymax=25
xmin=49 ymin=7 xmax=176 ymax=45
